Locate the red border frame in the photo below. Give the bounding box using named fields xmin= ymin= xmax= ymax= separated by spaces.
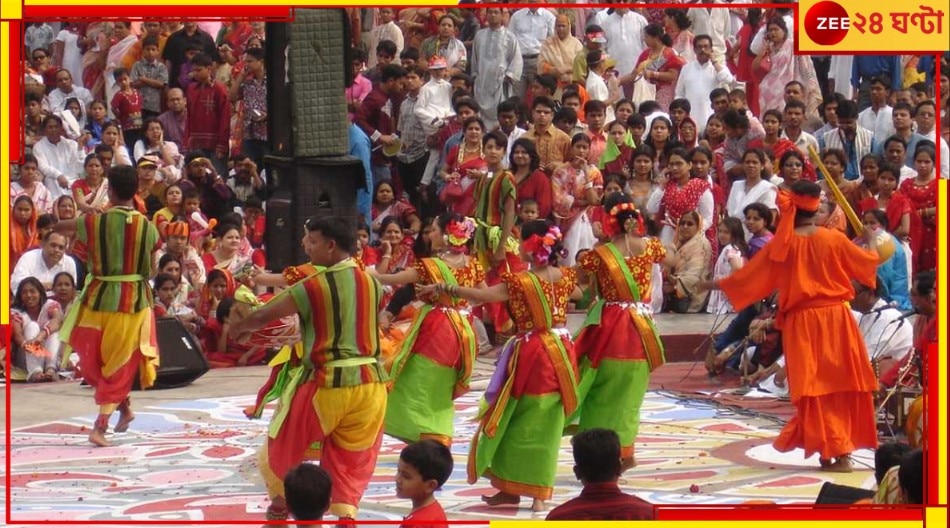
xmin=5 ymin=2 xmax=945 ymax=525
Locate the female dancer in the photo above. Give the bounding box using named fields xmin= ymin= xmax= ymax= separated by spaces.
xmin=372 ymin=214 xmax=485 ymax=446
xmin=420 ymin=219 xmax=582 ymax=512
xmin=574 ymin=192 xmax=670 ymax=470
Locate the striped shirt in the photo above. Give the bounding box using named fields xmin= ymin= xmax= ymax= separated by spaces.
xmin=289 ymin=259 xmax=388 ymax=388
xmin=73 ymin=207 xmax=161 ymax=313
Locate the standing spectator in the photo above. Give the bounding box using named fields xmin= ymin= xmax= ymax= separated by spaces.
xmin=33 ymin=115 xmax=84 ymax=201
xmin=572 ymin=24 xmax=606 ymax=84
xmin=355 ymin=63 xmax=407 ymax=184
xmin=602 ymin=7 xmax=648 ymax=99
xmin=585 ymin=51 xmax=621 ymax=124
xmin=754 ymin=17 xmax=795 ymax=114
xmin=185 ymin=53 xmax=231 ymax=175
xmin=414 ymin=58 xmax=454 ymax=194
xmin=471 ymin=6 xmax=523 ymax=129
xmin=913 ymin=100 xmax=950 ymax=176
xmin=157 ymin=88 xmax=188 ymax=149
xmin=858 ymin=76 xmax=896 ymax=143
xmin=52 ymin=22 xmax=84 ymax=87
xmin=110 ymin=68 xmax=145 ymax=158
xmin=818 ymin=100 xmax=876 ymax=181
xmin=675 ymin=34 xmax=735 ymax=130
xmin=399 ymin=66 xmax=433 ymax=208
xmin=349 ymin=123 xmax=374 ymax=224
xmin=126 ymin=20 xmax=168 ymax=64
xmin=163 ymin=22 xmax=219 ymax=90
xmin=851 ymin=55 xmax=902 ymax=111
xmin=104 ymin=21 xmax=139 ymax=119
xmin=539 ymin=14 xmax=583 ymax=90
xmin=230 ymin=48 xmax=268 ymax=168
xmin=875 ymin=103 xmax=926 ymax=167
xmin=508 ymin=4 xmax=556 ymax=99
xmin=25 ymin=22 xmax=55 ymax=56
xmin=780 ymin=100 xmax=820 ymax=155
xmin=631 ymin=25 xmax=686 ymax=112
xmin=367 ymin=8 xmax=404 ymax=69
xmin=523 ymin=96 xmax=572 ymax=172
xmin=346 ymin=49 xmax=373 ymax=121
xmin=420 ymin=15 xmax=468 ymax=78
xmin=131 ymin=35 xmax=169 ymax=121
xmin=362 ymin=40 xmax=398 ymax=86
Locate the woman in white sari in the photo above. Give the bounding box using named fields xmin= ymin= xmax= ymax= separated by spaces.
xmin=726 ymin=148 xmax=779 ymax=233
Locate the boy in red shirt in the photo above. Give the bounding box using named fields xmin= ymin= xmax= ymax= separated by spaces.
xmin=396 ymin=440 xmax=452 ymax=528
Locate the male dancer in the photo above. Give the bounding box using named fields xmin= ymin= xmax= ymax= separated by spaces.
xmin=57 ymin=165 xmax=162 ymax=447
xmin=229 ymin=217 xmax=388 ymax=522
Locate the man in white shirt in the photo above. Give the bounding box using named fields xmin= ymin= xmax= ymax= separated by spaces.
xmin=507 ymin=3 xmax=556 ymax=99
xmin=471 ymin=7 xmax=523 ymax=129
xmin=913 ymin=99 xmax=949 ymax=176
xmin=685 ymin=1 xmax=732 ymax=64
xmin=414 ymin=57 xmax=455 ymax=186
xmin=601 ymin=7 xmax=647 ymax=98
xmin=674 ymin=34 xmax=735 ymax=131
xmin=496 ymin=99 xmax=527 ymax=168
xmin=857 ymin=76 xmax=896 ymax=144
xmin=851 ymin=281 xmax=914 ymax=385
xmin=11 ymin=232 xmax=77 ymax=294
xmin=46 ymin=69 xmax=94 ymax=115
xmin=585 ymin=51 xmax=620 ymax=123
xmin=367 ymin=8 xmax=404 ymax=69
xmin=32 ymin=114 xmax=84 ymax=201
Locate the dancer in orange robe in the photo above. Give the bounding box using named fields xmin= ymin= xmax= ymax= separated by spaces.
xmin=702 ymin=181 xmax=882 ymax=472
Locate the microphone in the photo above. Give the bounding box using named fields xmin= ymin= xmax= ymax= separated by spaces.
xmin=894 ymin=308 xmax=919 ymax=323
xmin=866 ymin=301 xmax=898 ymax=324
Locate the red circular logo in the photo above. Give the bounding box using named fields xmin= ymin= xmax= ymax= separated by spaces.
xmin=804 ymin=1 xmax=851 ymax=46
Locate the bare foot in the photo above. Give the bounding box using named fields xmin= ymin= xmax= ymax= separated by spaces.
xmin=482 ymin=491 xmax=520 ymax=506
xmin=114 ymin=408 xmax=135 ymax=433
xmin=89 ymin=428 xmax=113 ymax=447
xmin=621 ymin=455 xmax=637 ymax=472
xmin=531 ymin=498 xmax=547 ymax=512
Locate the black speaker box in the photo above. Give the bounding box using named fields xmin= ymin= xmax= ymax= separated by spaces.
xmin=135 ymin=317 xmax=209 ymax=390
xmin=265 ymin=9 xmax=354 ymax=158
xmin=264 ymin=155 xmax=364 ymax=271
xmin=815 ymin=482 xmax=875 ymax=504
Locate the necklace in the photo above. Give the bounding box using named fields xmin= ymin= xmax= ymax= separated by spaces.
xmin=457 ymin=141 xmax=483 ymax=167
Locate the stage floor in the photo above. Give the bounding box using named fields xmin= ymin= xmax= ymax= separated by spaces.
xmin=2 ymin=314 xmax=880 ymax=525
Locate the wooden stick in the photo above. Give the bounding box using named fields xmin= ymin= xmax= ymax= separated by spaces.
xmin=807 ymin=145 xmax=865 ymax=236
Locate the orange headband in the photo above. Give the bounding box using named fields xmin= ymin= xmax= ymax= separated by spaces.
xmin=165 ymin=221 xmax=190 ymax=238
xmin=771 ymin=189 xmax=821 ymax=262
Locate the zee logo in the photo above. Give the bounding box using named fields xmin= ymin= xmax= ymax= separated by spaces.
xmin=805 ymin=1 xmax=851 ymax=45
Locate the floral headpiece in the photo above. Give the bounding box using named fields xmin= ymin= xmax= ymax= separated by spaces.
xmin=605 ymin=202 xmax=645 ymax=237
xmin=522 ymin=225 xmax=567 ymax=267
xmin=446 ymin=217 xmax=476 ymax=247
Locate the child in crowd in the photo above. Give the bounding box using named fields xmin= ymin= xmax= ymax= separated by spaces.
xmin=284 ymin=463 xmax=332 ymax=527
xmin=110 ymin=67 xmax=144 ymax=157
xmin=590 ymin=174 xmax=624 ymax=242
xmin=555 ymin=107 xmax=584 ymax=138
xmin=583 ymin=100 xmax=608 ymax=165
xmin=707 ymin=217 xmax=748 ymax=314
xmin=242 ymin=195 xmax=266 ymax=250
xmin=743 ymin=202 xmax=774 ymax=258
xmin=396 ymin=440 xmax=452 ymax=528
xmin=131 ymin=35 xmax=169 ymax=121
xmin=355 ymin=223 xmax=379 ymax=268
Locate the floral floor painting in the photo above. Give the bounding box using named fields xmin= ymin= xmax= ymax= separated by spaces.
xmin=5 ymin=383 xmax=876 ymax=524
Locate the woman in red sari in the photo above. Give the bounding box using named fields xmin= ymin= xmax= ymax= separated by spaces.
xmin=633 ymin=24 xmax=686 ymax=112
xmin=858 ymin=161 xmax=911 ymax=239
xmin=646 ymin=147 xmax=714 ymax=248
xmin=376 ymin=216 xmax=417 ymax=308
xmin=899 ymin=145 xmax=938 ymax=273
xmin=748 ymin=109 xmax=816 ymax=181
xmin=440 ymin=116 xmax=488 ymax=216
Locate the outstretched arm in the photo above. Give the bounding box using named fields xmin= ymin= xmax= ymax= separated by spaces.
xmin=368 ymin=267 xmax=421 ymax=286
xmin=418 ymin=281 xmax=510 ymax=304
xmin=229 ymin=294 xmax=297 ymax=338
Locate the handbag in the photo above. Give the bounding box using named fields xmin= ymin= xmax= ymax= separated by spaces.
xmin=666 ymin=278 xmax=692 ymax=313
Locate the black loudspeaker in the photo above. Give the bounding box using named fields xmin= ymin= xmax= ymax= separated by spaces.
xmin=266 ymin=9 xmax=353 ymax=158
xmin=264 ymin=155 xmax=364 ymax=271
xmin=815 ymin=482 xmax=875 ymax=504
xmin=135 ymin=318 xmax=209 ymax=390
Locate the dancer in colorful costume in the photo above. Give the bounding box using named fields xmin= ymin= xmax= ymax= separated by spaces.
xmin=701 ymin=181 xmax=883 ymax=472
xmin=229 ymin=217 xmax=387 ymax=522
xmin=371 ymin=213 xmax=485 ymax=446
xmin=573 ymin=192 xmax=671 ymax=470
xmin=420 ymin=219 xmax=582 ymax=511
xmin=56 ymin=165 xmax=162 ymax=447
